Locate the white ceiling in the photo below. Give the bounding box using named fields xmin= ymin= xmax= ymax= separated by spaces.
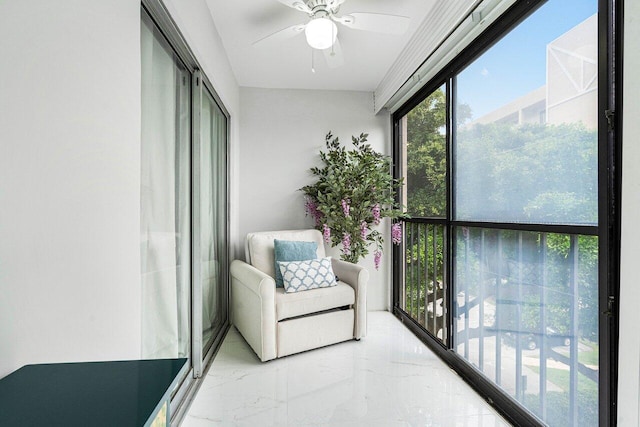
xmin=205 ymin=0 xmax=437 ymax=91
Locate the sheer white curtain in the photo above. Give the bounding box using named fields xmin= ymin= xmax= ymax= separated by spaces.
xmin=140 ymin=15 xmax=190 ymax=359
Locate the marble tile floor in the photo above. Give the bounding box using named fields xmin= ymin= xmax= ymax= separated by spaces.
xmin=182 ymin=311 xmax=511 ymax=427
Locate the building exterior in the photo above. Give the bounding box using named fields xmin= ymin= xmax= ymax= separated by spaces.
xmin=473 ymin=14 xmax=597 ymax=130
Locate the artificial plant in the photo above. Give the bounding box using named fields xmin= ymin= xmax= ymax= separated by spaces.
xmin=301 ymin=131 xmax=405 ymax=268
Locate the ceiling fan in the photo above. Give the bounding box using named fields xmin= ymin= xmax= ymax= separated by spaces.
xmin=254 ymin=0 xmax=411 ymax=69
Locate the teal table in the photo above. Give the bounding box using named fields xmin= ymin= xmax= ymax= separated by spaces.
xmin=0 ymin=358 xmax=188 ymax=427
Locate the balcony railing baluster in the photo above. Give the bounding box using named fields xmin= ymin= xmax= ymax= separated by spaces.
xmin=431 ymin=224 xmax=440 ymax=340
xmin=464 ymin=227 xmax=470 ymax=359
xmin=540 ymin=232 xmax=548 ymax=419
xmin=516 ymin=231 xmax=523 ymax=401
xmin=408 ymin=222 xmax=414 ymax=317
xmin=417 ymin=223 xmax=422 ymax=326
xmin=496 ymin=231 xmax=503 ymax=386
xmin=570 ymin=235 xmax=579 ymax=426
xmin=424 ymin=223 xmax=429 ymax=330
xmin=479 ymin=229 xmax=485 ymax=371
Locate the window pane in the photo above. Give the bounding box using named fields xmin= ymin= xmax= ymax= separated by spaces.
xmin=402 ymin=84 xmax=447 ymax=218
xmin=454 ymin=0 xmax=598 ymax=225
xmin=140 ymin=12 xmax=191 ymax=360
xmin=200 ymin=89 xmax=227 ymax=353
xmin=454 ymin=227 xmax=598 ymax=426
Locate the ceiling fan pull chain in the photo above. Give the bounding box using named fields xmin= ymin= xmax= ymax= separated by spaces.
xmin=331 ymin=21 xmax=335 ymax=56
xmin=311 ymin=48 xmax=316 ymax=73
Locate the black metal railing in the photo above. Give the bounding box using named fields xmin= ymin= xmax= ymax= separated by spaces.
xmin=398 ymin=221 xmax=599 ymax=426
xmin=401 ymin=219 xmax=447 ymax=344
xmin=454 ymin=227 xmax=599 ymax=426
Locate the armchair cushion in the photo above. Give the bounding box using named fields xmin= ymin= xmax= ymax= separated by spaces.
xmin=246 ymin=230 xmax=326 ymax=279
xmin=273 ymin=239 xmax=318 ymax=287
xmin=275 ymin=282 xmax=355 ymax=321
xmin=278 ymin=257 xmax=336 ymax=293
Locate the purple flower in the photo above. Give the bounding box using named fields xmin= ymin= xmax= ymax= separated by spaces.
xmin=322 ymin=224 xmax=331 ymax=243
xmin=374 ymin=250 xmax=382 ymax=270
xmin=372 ymin=204 xmax=381 ymax=225
xmin=360 ymin=221 xmax=368 ymax=239
xmin=342 ymin=232 xmax=351 ymax=255
xmin=391 ymin=223 xmax=402 ymax=245
xmin=304 ymin=198 xmax=317 ymax=217
xmin=341 ymin=199 xmax=350 ymax=217
xmin=304 ymin=197 xmax=323 ymax=226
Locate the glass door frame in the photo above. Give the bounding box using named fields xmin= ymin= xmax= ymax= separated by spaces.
xmin=391 ymin=0 xmax=621 ymax=425
xmin=191 ymin=70 xmax=231 ymax=378
xmin=141 ymin=0 xmax=231 ymax=422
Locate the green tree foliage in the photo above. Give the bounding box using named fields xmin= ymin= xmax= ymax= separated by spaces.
xmin=405 ymin=87 xmax=599 ymax=338
xmin=405 ymin=88 xmax=447 ymax=217
xmin=456 ymin=122 xmax=598 ymax=224
xmin=405 ymin=88 xmax=472 ymax=217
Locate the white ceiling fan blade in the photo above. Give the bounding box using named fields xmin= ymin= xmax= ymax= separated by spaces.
xmin=253 ymin=24 xmax=306 ymax=46
xmin=323 ymin=39 xmax=344 ymax=69
xmin=337 ymin=13 xmax=410 ymax=35
xmin=326 ymin=0 xmax=347 ymax=9
xmin=276 ymin=0 xmax=312 ymax=14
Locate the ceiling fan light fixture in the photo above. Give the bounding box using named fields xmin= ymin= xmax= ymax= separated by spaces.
xmin=304 ymin=17 xmax=337 ymax=50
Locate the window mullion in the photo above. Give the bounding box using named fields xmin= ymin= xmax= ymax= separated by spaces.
xmin=446 ymin=76 xmax=455 ymax=349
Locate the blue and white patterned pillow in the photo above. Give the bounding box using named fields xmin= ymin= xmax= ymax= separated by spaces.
xmin=277 ymin=257 xmax=337 ymax=293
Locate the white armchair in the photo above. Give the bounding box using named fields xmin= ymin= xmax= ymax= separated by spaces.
xmin=230 ymin=229 xmax=369 ymax=362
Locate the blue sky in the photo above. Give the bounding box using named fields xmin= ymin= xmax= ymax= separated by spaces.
xmin=456 ymin=0 xmax=598 ymax=121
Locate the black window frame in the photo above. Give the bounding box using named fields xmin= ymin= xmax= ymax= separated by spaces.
xmin=391 ymin=0 xmax=622 ymax=425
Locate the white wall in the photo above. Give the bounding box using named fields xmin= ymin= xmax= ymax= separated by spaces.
xmin=0 ymin=0 xmax=240 ymax=378
xmin=238 ymin=88 xmax=392 ymax=311
xmin=0 ymin=0 xmax=142 ymax=376
xmin=617 ymin=0 xmax=640 ymax=424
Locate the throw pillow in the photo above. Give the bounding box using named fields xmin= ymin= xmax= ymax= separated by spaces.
xmin=273 ymin=239 xmax=318 ymax=288
xmin=277 ymin=257 xmax=337 ymax=293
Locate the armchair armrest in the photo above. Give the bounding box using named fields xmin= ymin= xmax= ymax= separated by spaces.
xmin=230 ymin=260 xmax=277 ymax=361
xmin=331 ymin=258 xmax=369 ymax=339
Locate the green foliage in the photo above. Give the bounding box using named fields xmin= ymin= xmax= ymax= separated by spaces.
xmin=405 ymin=88 xmax=472 ymax=217
xmin=525 ymin=367 xmax=598 ymax=427
xmin=301 ymin=132 xmax=405 ymax=264
xmin=404 ymin=90 xmax=599 ymax=340
xmin=543 ymin=234 xmax=599 ymax=340
xmin=404 ymin=87 xmax=598 ymax=225
xmin=405 ymin=89 xmax=447 ymax=217
xmin=455 ymin=122 xmax=598 ymax=224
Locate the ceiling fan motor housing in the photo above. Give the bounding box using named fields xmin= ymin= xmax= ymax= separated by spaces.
xmin=305 ymin=0 xmax=341 ymax=16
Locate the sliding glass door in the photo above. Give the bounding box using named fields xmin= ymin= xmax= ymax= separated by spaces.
xmin=199 ymin=88 xmax=228 ymax=355
xmin=140 ymin=4 xmax=230 ymax=417
xmin=140 ymin=10 xmax=191 ymax=364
